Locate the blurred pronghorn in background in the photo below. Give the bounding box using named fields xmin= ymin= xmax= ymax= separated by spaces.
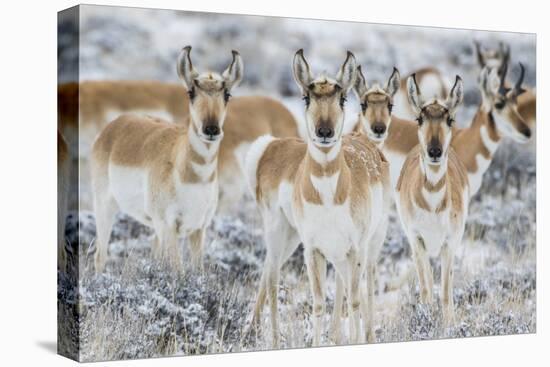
xmin=58 ymin=78 xmax=299 ymax=212
xmin=352 ymin=47 xmax=532 ymax=196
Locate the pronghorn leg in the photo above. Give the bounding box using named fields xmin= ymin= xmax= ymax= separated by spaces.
xmin=260 ymin=210 xmax=299 ymax=348
xmin=343 ymin=249 xmax=362 ymax=344
xmin=160 ymin=223 xmax=181 ymax=274
xmin=93 ymin=196 xmax=117 ymax=273
xmin=441 ymin=242 xmax=456 ymax=326
xmin=188 ymin=228 xmax=205 ymax=271
xmin=362 ymin=216 xmax=387 ymax=343
xmin=329 ymin=274 xmax=344 ymax=344
xmin=151 ymin=234 xmax=162 ymax=260
xmin=249 ymin=267 xmax=267 ymax=334
xmin=363 ymin=259 xmax=376 ymax=343
xmin=422 ymin=249 xmax=434 ymax=304
xmin=305 ymin=247 xmax=327 ymax=347
xmin=410 ymin=235 xmax=432 ymax=304
xmin=265 ymin=258 xmax=281 ymax=348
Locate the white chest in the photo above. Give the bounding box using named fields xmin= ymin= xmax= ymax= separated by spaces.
xmin=297 ymin=199 xmax=361 ymax=263
xmin=408 ymin=206 xmax=451 ymax=257
xmin=294 ymin=172 xmax=365 ymax=262
xmin=169 ymin=178 xmax=218 ymax=232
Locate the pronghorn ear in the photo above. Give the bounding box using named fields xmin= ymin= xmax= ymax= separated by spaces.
xmin=223 ymin=50 xmax=244 ymax=90
xmin=336 ymin=51 xmax=357 ymax=93
xmin=386 ymin=67 xmax=401 ymax=97
xmin=446 ymin=75 xmax=464 ymax=114
xmin=177 ymin=46 xmax=199 ymax=90
xmin=406 ymin=74 xmax=423 ymax=114
xmin=293 ymin=49 xmax=313 ymax=94
xmin=353 ymin=65 xmax=368 ymax=99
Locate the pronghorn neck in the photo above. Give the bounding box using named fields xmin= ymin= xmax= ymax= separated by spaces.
xmin=302 ymin=140 xmax=346 ymax=206
xmin=418 ymin=152 xmax=448 ymax=212
xmin=468 ymin=106 xmax=502 ymax=166
xmin=306 ymin=140 xmax=344 ymax=176
xmin=474 ymin=104 xmax=501 ymax=142
xmin=420 ymin=153 xmax=448 ymax=187
xmin=356 ymin=116 xmax=385 ymax=150
xmin=178 ymin=121 xmax=220 ymax=183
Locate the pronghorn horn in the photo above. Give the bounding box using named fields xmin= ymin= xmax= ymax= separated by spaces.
xmin=514 ymin=63 xmax=526 ymax=96
xmin=498 ymin=59 xmax=510 ymax=96
xmin=497 ymin=42 xmax=511 ymax=78
xmin=474 ymin=40 xmax=485 ymax=67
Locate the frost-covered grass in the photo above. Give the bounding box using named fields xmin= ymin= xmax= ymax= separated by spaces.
xmin=58 ymin=5 xmax=536 ymax=362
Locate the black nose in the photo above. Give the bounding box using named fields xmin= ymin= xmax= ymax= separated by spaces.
xmin=372 ymin=124 xmax=386 ymax=135
xmin=316 ymin=126 xmax=334 ymax=139
xmin=203 ymin=125 xmax=220 ymax=136
xmin=428 ymin=146 xmax=442 ymax=159
xmin=521 ymin=126 xmax=532 ymax=139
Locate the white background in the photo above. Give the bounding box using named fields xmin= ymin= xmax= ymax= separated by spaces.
xmin=0 ymin=0 xmax=546 ymax=365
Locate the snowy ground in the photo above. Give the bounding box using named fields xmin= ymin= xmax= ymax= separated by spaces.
xmin=58 ymin=5 xmax=536 ymax=362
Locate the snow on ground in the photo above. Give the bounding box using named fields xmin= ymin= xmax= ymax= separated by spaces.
xmin=58 ymin=5 xmax=536 ymax=361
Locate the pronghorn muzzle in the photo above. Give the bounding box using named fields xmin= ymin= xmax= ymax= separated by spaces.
xmin=202 ymin=120 xmax=221 ymax=140
xmin=427 ymin=138 xmax=443 ymax=162
xmin=371 ymin=123 xmax=386 ymax=137
xmin=316 ymin=122 xmax=335 ymax=140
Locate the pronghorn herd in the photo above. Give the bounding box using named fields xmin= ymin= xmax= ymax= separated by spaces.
xmin=58 ymin=40 xmax=535 ymax=347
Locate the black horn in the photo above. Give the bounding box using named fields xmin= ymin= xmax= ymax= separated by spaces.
xmin=497 ymin=42 xmax=510 ymax=78
xmin=498 ymin=60 xmax=510 ymax=96
xmin=514 ymin=63 xmax=526 ymax=96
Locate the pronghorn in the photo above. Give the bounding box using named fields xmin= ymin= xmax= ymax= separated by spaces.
xmin=392 ymin=67 xmax=448 ymax=120
xmin=58 ymin=81 xmax=298 ymax=211
xmin=474 ymin=41 xmax=510 ymax=76
xmin=58 ymin=130 xmax=70 ymax=271
xmin=396 ymin=74 xmax=469 ymax=323
xmin=90 ymin=46 xmax=243 ymax=273
xmin=352 ymin=65 xmax=401 ymax=144
xmin=353 ymin=63 xmax=532 ymax=197
xmin=58 ymin=80 xmax=189 ymax=156
xmin=245 ymin=49 xmax=391 ymax=347
xmin=474 ymin=41 xmax=536 ymax=126
xmin=453 ymin=63 xmax=531 ymax=194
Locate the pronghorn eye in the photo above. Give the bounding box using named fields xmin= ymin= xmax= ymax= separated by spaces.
xmin=223 ymin=89 xmax=231 ymax=103
xmin=303 ymin=94 xmax=310 ymax=107
xmin=495 ymin=100 xmax=506 ymax=110
xmin=416 ymin=116 xmax=424 ymax=125
xmin=447 ymin=117 xmax=454 ymax=127
xmin=361 ymin=101 xmax=368 ymax=112
xmin=388 ymin=102 xmax=393 ymax=113
xmin=188 ymin=87 xmax=196 ymax=101
xmin=339 ymin=95 xmax=347 ymax=108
